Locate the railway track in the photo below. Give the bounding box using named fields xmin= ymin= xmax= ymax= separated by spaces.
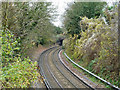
xmin=38 ymin=46 xmax=93 ymax=89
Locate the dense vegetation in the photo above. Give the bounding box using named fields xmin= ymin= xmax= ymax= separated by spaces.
xmin=63 ymin=2 xmax=119 ymax=87
xmin=1 ymin=2 xmax=60 ymax=56
xmin=1 ymin=30 xmax=39 ymax=88
xmin=0 ymin=1 xmax=119 ymax=88
xmin=1 ymin=2 xmax=61 ymax=88
xmin=63 ymin=2 xmax=107 ymax=36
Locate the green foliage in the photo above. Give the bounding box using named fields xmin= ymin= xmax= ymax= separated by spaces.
xmin=63 ymin=2 xmax=107 ymax=36
xmin=54 ymin=26 xmax=63 ymax=34
xmin=2 ymin=58 xmax=39 ymax=88
xmin=2 ymin=29 xmax=19 ymax=66
xmin=87 ymin=58 xmax=97 ymax=72
xmin=1 ymin=30 xmax=40 ymax=88
xmin=64 ymin=6 xmax=119 ymax=87
xmin=2 ymin=2 xmax=57 ymax=56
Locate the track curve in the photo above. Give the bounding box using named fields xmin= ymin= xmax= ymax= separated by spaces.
xmin=39 ymin=46 xmax=92 ymax=89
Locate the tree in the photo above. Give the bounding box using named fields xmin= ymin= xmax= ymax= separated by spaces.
xmin=1 ymin=2 xmax=57 ymax=55
xmin=63 ymin=2 xmax=107 ymax=36
xmin=54 ymin=26 xmax=63 ymax=34
xmin=63 ymin=5 xmax=119 ymax=87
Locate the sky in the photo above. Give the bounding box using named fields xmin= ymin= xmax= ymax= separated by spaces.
xmin=46 ymin=0 xmax=119 ymax=27
xmin=47 ymin=0 xmax=74 ymax=27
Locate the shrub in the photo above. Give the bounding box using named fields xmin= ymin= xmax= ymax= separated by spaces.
xmin=64 ymin=6 xmax=119 ymax=86
xmin=1 ymin=30 xmax=40 ymax=88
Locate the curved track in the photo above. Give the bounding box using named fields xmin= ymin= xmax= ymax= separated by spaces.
xmin=39 ymin=46 xmax=92 ymax=89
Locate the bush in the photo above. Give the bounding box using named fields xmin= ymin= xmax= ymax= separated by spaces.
xmin=64 ymin=6 xmax=119 ymax=86
xmin=1 ymin=30 xmax=40 ymax=88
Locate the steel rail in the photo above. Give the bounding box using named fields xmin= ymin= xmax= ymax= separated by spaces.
xmin=52 ymin=48 xmax=78 ymax=89
xmin=38 ymin=46 xmax=57 ymax=89
xmin=63 ymin=51 xmax=120 ymax=90
xmin=45 ymin=49 xmax=63 ymax=89
xmin=58 ymin=50 xmax=95 ymax=90
xmin=39 ymin=46 xmax=93 ymax=89
xmin=40 ymin=59 xmax=51 ymax=89
xmin=39 ymin=49 xmax=53 ymax=89
xmin=40 ymin=46 xmax=111 ymax=89
xmin=57 ymin=49 xmax=95 ymax=89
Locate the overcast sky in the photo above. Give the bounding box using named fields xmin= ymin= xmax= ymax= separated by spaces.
xmin=48 ymin=0 xmax=74 ymax=27
xmin=46 ymin=0 xmax=119 ymax=27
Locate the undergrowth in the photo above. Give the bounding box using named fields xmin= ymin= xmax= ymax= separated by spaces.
xmin=62 ymin=51 xmax=114 ymax=89
xmin=1 ymin=30 xmax=40 ymax=88
xmin=63 ymin=6 xmax=119 ymax=88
